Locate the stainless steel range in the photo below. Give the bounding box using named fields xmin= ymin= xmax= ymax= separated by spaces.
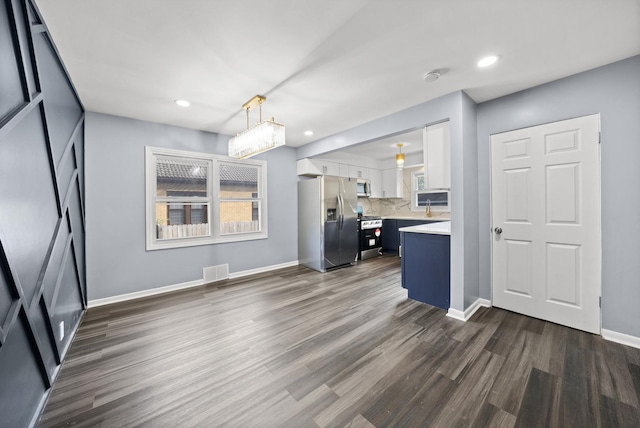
xmin=358 ymin=215 xmax=383 ymax=260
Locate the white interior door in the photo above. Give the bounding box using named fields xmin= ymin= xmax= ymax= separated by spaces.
xmin=491 ymin=114 xmax=601 ymax=334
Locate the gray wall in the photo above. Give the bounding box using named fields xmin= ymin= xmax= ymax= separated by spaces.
xmin=477 ymin=55 xmax=640 ymax=337
xmin=297 ymin=91 xmax=480 ymax=313
xmin=0 ymin=1 xmax=86 ymax=426
xmin=85 ymin=112 xmax=298 ymax=301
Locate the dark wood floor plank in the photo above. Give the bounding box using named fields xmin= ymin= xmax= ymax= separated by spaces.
xmin=559 ymin=328 xmax=600 ymax=427
xmin=514 ymin=368 xmax=559 ymax=428
xmin=471 ymin=402 xmax=516 ymax=428
xmin=37 ymin=256 xmax=640 ymax=428
xmin=430 ymin=349 xmax=505 ymax=427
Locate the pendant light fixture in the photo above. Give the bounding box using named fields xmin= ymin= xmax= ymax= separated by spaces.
xmin=395 ymin=143 xmax=405 ymax=169
xmin=228 ymin=95 xmax=285 ymax=159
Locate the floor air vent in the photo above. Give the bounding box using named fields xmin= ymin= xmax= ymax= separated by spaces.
xmin=203 ymin=264 xmax=229 ymax=283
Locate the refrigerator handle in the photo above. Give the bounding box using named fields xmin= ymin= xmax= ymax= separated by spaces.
xmin=337 ymin=193 xmax=344 ymax=230
xmin=340 ymin=194 xmax=345 ymax=230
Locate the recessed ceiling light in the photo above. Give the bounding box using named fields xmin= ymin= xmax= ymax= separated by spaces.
xmin=477 ymin=55 xmax=499 ymax=68
xmin=304 ymin=130 xmax=314 ymax=136
xmin=174 ymin=99 xmax=190 ymax=107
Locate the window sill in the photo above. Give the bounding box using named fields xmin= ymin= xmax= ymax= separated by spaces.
xmin=146 ymin=231 xmax=268 ymax=251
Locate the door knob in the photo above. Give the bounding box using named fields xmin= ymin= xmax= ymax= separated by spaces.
xmin=494 ymin=227 xmax=502 ymax=234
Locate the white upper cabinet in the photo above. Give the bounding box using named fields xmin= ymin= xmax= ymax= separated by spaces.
xmin=423 ymin=121 xmax=451 ymax=189
xmin=297 ymin=158 xmax=340 ymax=176
xmin=348 ymin=165 xmax=369 ymax=179
xmin=369 ymin=168 xmax=383 ymax=198
xmin=298 ymin=158 xmax=373 ymax=180
xmin=381 ymin=168 xmax=403 ymax=198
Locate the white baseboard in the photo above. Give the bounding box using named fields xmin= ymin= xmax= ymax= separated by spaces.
xmin=88 ymin=260 xmax=299 ymax=308
xmin=229 ymin=260 xmax=299 ymax=279
xmin=602 ymin=329 xmax=640 ymax=350
xmin=88 ymin=279 xmax=204 ymax=308
xmin=446 ymin=298 xmax=492 ymax=322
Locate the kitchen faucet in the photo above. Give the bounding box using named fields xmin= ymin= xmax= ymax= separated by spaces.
xmin=426 ymin=199 xmax=432 ymax=217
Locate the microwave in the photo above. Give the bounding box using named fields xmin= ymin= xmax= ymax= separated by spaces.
xmin=417 ymin=189 xmax=450 ymax=211
xmin=356 ymin=179 xmax=371 ymax=197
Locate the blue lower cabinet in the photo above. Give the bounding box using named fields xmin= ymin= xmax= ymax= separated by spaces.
xmin=400 ymin=232 xmax=450 ymax=309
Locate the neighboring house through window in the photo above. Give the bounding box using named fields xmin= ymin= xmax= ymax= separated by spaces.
xmin=146 ymin=147 xmax=267 ymax=250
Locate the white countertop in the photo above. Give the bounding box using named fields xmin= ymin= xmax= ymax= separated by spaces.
xmin=398 ymin=221 xmax=451 ymax=235
xmin=382 ymin=215 xmax=451 ymax=221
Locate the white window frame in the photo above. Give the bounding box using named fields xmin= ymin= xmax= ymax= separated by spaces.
xmin=145 ymin=146 xmax=268 ymax=250
xmin=410 ymin=169 xmax=425 ymax=212
xmin=411 ymin=169 xmax=448 ymax=213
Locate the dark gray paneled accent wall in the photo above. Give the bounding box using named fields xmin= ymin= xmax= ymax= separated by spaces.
xmin=84 ymin=112 xmax=298 ymax=301
xmin=477 ymin=55 xmax=640 ymax=337
xmin=0 ymin=1 xmax=85 ymax=427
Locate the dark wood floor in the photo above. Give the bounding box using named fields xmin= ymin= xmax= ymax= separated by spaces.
xmin=39 ymin=256 xmax=640 ymax=427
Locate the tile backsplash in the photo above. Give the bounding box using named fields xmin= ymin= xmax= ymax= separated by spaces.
xmin=357 ymin=165 xmax=450 ymax=219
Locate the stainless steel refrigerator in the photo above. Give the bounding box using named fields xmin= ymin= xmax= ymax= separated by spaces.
xmin=298 ymin=175 xmax=358 ymax=272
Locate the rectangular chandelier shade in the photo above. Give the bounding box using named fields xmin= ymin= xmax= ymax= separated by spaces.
xmin=228 ymin=119 xmax=285 ymax=159
xmin=228 ymin=95 xmax=286 ymax=159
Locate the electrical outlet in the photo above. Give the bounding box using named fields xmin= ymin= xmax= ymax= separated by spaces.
xmin=59 ymin=321 xmax=65 ymax=340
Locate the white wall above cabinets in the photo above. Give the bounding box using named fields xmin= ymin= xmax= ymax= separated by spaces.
xmin=381 ymin=168 xmax=403 ymax=198
xmin=423 ymin=121 xmax=451 ymax=189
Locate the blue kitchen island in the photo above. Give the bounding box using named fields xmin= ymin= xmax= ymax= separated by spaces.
xmin=399 ymin=221 xmax=451 ymax=310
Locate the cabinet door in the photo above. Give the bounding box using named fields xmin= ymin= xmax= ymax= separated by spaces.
xmin=318 ymin=160 xmax=340 ymax=176
xmin=381 ymin=219 xmax=398 ymax=252
xmin=423 ymin=122 xmax=450 ymax=189
xmin=402 ymin=233 xmax=450 ymax=309
xmin=382 ymin=168 xmax=403 ymax=198
xmin=369 ymin=168 xmax=383 ymax=198
xmin=348 ymin=165 xmax=368 ymax=179
xmin=339 ymin=163 xmax=350 ymax=178
xmin=297 ymin=158 xmax=339 ymax=176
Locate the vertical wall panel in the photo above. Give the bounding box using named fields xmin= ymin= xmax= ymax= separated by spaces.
xmin=68 ymin=184 xmax=85 ymax=294
xmin=57 ymin=145 xmax=76 ymax=205
xmin=0 ymin=1 xmax=85 ymax=426
xmin=0 ymin=107 xmax=60 ymax=304
xmin=0 ymin=0 xmax=25 ymax=120
xmin=75 ymin=125 xmax=85 ymax=204
xmin=29 ymin=299 xmax=57 ymax=371
xmin=42 ymin=221 xmax=70 ymax=308
xmin=0 ymin=262 xmax=15 ymax=328
xmin=52 ymin=243 xmax=82 ymax=351
xmin=32 ymin=31 xmax=82 ymax=165
xmin=10 ymin=0 xmax=38 ymax=96
xmin=0 ymin=311 xmax=48 ymax=428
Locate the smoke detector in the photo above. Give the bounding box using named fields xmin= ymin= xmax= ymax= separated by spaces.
xmin=423 ymin=70 xmax=441 ymax=83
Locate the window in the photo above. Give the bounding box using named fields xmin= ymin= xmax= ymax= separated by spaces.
xmin=219 ymin=162 xmax=262 ymax=235
xmin=411 ymin=169 xmax=425 ymax=212
xmin=411 ymin=170 xmax=449 ymax=212
xmin=146 ymin=147 xmax=267 ymax=250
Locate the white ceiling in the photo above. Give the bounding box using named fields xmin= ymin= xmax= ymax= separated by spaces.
xmin=35 ymin=0 xmax=640 ymax=149
xmin=318 ymin=128 xmax=425 ymax=164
